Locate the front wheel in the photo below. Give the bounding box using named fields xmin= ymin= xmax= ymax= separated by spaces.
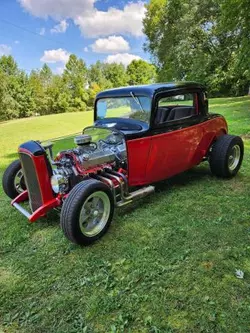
xmin=209 ymin=135 xmax=244 ymax=178
xmin=60 ymin=179 xmax=114 ymax=245
xmin=2 ymin=159 xmax=26 ymax=199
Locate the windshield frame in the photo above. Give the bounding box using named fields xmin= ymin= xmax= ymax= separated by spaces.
xmin=94 ymin=94 xmax=152 ymax=124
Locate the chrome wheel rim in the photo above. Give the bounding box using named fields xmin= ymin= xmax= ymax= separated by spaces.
xmin=14 ymin=169 xmax=25 ymax=194
xmin=228 ymin=145 xmax=241 ymax=172
xmin=79 ymin=191 xmax=110 ymax=237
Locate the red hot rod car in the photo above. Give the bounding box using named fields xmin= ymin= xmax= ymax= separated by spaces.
xmin=2 ymin=82 xmax=244 ymax=245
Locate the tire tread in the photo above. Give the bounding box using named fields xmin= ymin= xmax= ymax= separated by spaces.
xmin=2 ymin=160 xmax=22 ymax=199
xmin=209 ymin=134 xmax=244 ymax=178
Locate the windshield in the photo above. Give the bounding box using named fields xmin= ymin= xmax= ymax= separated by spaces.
xmin=83 ymin=126 xmax=123 ymax=144
xmin=96 ymin=96 xmax=151 ymax=124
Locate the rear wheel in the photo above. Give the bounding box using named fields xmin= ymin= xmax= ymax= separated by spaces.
xmin=2 ymin=160 xmax=26 ymax=199
xmin=209 ymin=135 xmax=244 ymax=178
xmin=60 ymin=179 xmax=114 ymax=245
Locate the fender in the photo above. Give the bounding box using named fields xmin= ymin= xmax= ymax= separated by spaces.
xmin=191 ymin=116 xmax=228 ymax=164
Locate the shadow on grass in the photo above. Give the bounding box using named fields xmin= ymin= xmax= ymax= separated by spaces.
xmin=116 ymin=164 xmax=211 ymax=218
xmin=3 ymin=152 xmax=19 ymax=160
xmin=45 ymin=209 xmax=61 ymax=225
xmin=18 ymin=165 xmax=212 ymax=233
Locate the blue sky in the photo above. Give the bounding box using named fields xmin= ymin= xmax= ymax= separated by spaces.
xmin=0 ymin=0 xmax=150 ymax=73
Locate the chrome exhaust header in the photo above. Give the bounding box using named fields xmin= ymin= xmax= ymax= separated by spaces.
xmin=92 ymin=170 xmax=155 ymax=207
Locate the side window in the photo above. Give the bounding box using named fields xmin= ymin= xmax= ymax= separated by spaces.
xmin=155 ymin=93 xmax=198 ymax=124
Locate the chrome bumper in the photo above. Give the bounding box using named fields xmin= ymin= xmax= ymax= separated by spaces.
xmin=12 ymin=202 xmax=31 ymax=219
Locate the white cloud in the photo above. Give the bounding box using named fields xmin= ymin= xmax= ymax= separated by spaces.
xmin=91 ymin=36 xmax=130 ymax=53
xmin=19 ymin=0 xmax=146 ymax=37
xmin=19 ymin=0 xmax=95 ymax=19
xmin=105 ymin=53 xmax=142 ymax=67
xmin=51 ymin=20 xmax=68 ymax=34
xmin=40 ymin=48 xmax=70 ymax=63
xmin=39 ymin=27 xmax=45 ymax=35
xmin=14 ymin=40 xmax=20 ymax=44
xmin=84 ymin=47 xmax=89 ymax=52
xmin=0 ymin=44 xmax=12 ymax=56
xmin=75 ymin=2 xmax=146 ymax=37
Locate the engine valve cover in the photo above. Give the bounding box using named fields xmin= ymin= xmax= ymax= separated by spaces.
xmin=115 ymin=144 xmax=127 ymax=161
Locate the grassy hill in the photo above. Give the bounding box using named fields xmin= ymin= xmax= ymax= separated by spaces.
xmin=0 ymin=96 xmax=250 ymax=333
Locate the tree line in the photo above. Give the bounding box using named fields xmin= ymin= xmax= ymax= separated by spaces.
xmin=0 ymin=55 xmax=156 ymax=121
xmin=143 ymin=0 xmax=249 ymax=97
xmin=1 ymin=0 xmax=249 ymax=121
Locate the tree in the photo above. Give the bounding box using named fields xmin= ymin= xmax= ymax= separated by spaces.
xmin=143 ymin=0 xmax=249 ymax=96
xmin=127 ymin=59 xmax=156 ymax=85
xmin=219 ymin=0 xmax=250 ymax=94
xmin=40 ymin=63 xmax=53 ymax=88
xmin=87 ymin=82 xmax=102 ymax=107
xmin=103 ymin=63 xmax=128 ymax=88
xmin=0 ymin=70 xmax=18 ymax=120
xmin=88 ymin=61 xmax=112 ymax=90
xmin=12 ymin=70 xmax=35 ymax=118
xmin=29 ymin=69 xmax=46 ymax=115
xmin=63 ymin=54 xmax=88 ymax=111
xmin=144 ymin=0 xmax=220 ymax=81
xmin=0 ymin=55 xmax=18 ymax=75
xmin=0 ymin=56 xmax=35 ymax=119
xmin=47 ymin=75 xmax=70 ymax=114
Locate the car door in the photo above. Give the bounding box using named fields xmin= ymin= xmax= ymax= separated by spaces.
xmin=145 ymin=90 xmax=205 ymax=184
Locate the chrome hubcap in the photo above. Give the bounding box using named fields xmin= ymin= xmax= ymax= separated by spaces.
xmin=228 ymin=145 xmax=241 ymax=172
xmin=14 ymin=169 xmax=25 ymax=194
xmin=79 ymin=191 xmax=110 ymax=237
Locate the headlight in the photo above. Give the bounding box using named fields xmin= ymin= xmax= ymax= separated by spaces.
xmin=50 ymin=174 xmax=68 ymax=194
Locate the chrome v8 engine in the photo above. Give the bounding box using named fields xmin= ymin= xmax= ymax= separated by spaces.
xmin=54 ymin=132 xmax=126 ymax=175
xmin=50 ymin=132 xmax=127 ymax=194
xmin=73 ymin=134 xmax=126 ymax=169
xmin=74 ymin=134 xmax=116 ymax=169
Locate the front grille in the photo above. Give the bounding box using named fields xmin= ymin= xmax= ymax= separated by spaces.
xmin=19 ymin=152 xmax=43 ymax=212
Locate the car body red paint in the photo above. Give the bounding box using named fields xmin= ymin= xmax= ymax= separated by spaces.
xmin=127 ymin=116 xmax=227 ymax=186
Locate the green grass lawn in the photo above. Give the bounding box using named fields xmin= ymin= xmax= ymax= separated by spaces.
xmin=0 ymin=96 xmax=250 ymax=333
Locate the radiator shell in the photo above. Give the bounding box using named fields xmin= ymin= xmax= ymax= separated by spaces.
xmin=18 ymin=141 xmax=54 ymax=212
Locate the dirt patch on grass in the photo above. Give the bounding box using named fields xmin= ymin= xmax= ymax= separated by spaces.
xmin=0 ymin=267 xmax=20 ymax=286
xmin=228 ymin=178 xmax=247 ymax=193
xmin=0 ymin=267 xmax=12 ymax=282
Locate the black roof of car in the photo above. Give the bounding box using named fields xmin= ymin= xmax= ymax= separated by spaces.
xmin=96 ymin=82 xmax=206 ymax=99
